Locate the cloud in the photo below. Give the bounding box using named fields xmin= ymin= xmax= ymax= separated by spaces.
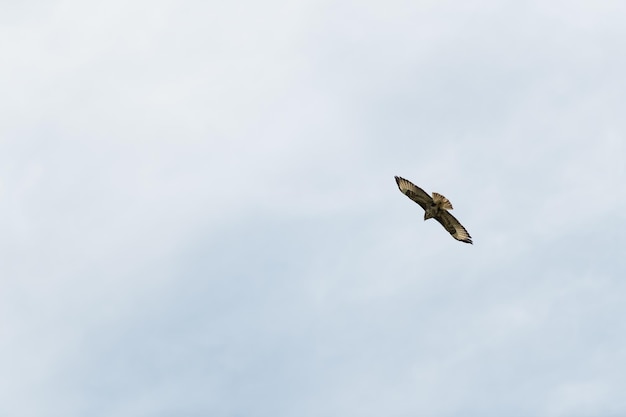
xmin=1 ymin=0 xmax=625 ymax=416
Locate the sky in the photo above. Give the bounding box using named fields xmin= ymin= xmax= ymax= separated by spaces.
xmin=1 ymin=0 xmax=626 ymax=416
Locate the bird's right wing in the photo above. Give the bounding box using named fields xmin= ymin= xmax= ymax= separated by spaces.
xmin=394 ymin=176 xmax=433 ymax=211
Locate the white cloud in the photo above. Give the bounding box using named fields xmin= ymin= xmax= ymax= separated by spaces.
xmin=1 ymin=0 xmax=626 ymax=416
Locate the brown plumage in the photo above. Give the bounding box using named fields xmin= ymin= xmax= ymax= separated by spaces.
xmin=395 ymin=176 xmax=473 ymax=244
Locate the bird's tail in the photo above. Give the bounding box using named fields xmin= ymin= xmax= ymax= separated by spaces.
xmin=432 ymin=192 xmax=453 ymax=210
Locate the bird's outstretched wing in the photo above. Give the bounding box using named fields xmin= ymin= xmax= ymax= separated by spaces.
xmin=395 ymin=176 xmax=432 ymax=211
xmin=435 ymin=210 xmax=473 ymax=244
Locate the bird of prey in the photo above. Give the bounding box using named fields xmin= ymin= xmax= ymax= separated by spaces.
xmin=395 ymin=176 xmax=473 ymax=244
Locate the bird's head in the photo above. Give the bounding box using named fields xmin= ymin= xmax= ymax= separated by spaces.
xmin=424 ymin=211 xmax=434 ymax=221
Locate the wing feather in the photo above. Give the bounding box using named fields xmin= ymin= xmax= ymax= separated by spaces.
xmin=394 ymin=176 xmax=432 ymax=211
xmin=435 ymin=210 xmax=473 ymax=244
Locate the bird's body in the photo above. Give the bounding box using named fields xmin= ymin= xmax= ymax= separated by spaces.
xmin=395 ymin=176 xmax=473 ymax=244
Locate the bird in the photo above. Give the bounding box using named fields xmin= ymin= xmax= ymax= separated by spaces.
xmin=394 ymin=176 xmax=472 ymax=244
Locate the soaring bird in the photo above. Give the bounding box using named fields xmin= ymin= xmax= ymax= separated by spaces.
xmin=395 ymin=176 xmax=472 ymax=244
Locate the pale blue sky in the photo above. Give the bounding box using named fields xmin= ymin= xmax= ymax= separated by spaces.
xmin=1 ymin=0 xmax=626 ymax=416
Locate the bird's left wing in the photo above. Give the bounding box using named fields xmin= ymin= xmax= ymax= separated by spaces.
xmin=435 ymin=210 xmax=473 ymax=244
xmin=394 ymin=176 xmax=432 ymax=211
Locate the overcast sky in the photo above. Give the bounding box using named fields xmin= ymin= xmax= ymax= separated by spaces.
xmin=2 ymin=0 xmax=626 ymax=416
